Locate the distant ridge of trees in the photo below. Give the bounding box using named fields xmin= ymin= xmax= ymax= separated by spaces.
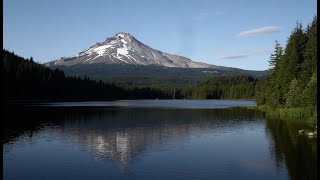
xmin=188 ymin=75 xmax=260 ymax=99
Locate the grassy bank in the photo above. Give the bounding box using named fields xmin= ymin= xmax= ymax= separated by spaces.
xmin=243 ymin=105 xmax=317 ymax=123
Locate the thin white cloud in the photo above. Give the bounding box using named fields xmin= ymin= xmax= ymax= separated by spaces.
xmin=192 ymin=11 xmax=224 ymax=21
xmin=237 ymin=26 xmax=281 ymax=37
xmin=216 ymin=48 xmax=272 ymax=60
xmin=216 ymin=54 xmax=248 ymax=60
xmin=215 ymin=11 xmax=224 ymax=16
xmin=192 ymin=12 xmax=209 ymax=21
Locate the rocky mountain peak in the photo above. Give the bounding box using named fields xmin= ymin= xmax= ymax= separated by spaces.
xmin=45 ymin=32 xmax=213 ymax=68
xmin=115 ymin=32 xmax=131 ymax=38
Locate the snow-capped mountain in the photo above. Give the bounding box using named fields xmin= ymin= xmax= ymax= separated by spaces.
xmin=45 ymin=32 xmax=213 ymax=68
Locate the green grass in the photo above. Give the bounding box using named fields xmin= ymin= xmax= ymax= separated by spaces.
xmin=268 ymin=106 xmax=315 ymax=117
xmin=242 ymin=105 xmax=317 ymax=124
xmin=240 ymin=105 xmax=273 ymax=111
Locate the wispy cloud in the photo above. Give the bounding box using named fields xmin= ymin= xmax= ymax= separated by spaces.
xmin=216 ymin=54 xmax=248 ymax=60
xmin=216 ymin=48 xmax=272 ymax=60
xmin=192 ymin=11 xmax=224 ymax=21
xmin=237 ymin=26 xmax=281 ymax=37
xmin=192 ymin=12 xmax=209 ymax=21
xmin=215 ymin=11 xmax=224 ymax=16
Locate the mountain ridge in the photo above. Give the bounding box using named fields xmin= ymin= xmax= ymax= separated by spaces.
xmin=45 ymin=32 xmax=268 ymax=85
xmin=45 ymin=32 xmax=214 ymax=68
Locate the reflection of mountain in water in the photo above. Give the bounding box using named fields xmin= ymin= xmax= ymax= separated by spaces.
xmin=55 ymin=108 xmax=264 ymax=169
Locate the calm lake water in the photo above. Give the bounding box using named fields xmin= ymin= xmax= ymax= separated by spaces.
xmin=3 ymin=100 xmax=317 ymax=180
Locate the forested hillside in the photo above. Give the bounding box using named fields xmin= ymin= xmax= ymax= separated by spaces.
xmin=256 ymin=16 xmax=317 ymax=108
xmin=2 ymin=50 xmax=176 ymax=102
xmin=188 ymin=75 xmax=261 ymax=99
xmin=2 ymin=50 xmax=262 ymax=102
xmin=54 ymin=63 xmax=267 ymax=88
xmin=2 ymin=50 xmax=125 ymax=102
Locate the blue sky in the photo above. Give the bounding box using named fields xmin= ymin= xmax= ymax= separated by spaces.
xmin=3 ymin=0 xmax=316 ymax=70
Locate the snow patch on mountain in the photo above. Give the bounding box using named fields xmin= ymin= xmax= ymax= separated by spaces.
xmin=91 ymin=44 xmax=113 ymax=56
xmin=117 ymin=48 xmax=129 ymax=56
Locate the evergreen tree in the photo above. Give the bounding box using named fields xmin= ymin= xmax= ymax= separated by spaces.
xmin=285 ymin=79 xmax=302 ymax=107
xmin=265 ymin=41 xmax=284 ymax=105
xmin=268 ymin=40 xmax=283 ymax=70
xmin=278 ymin=22 xmax=308 ymax=97
xmin=257 ymin=17 xmax=317 ymax=108
xmin=301 ymin=72 xmax=317 ymax=106
xmin=301 ymin=16 xmax=317 ymax=86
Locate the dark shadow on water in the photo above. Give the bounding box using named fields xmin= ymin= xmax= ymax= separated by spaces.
xmin=265 ymin=117 xmax=317 ymax=180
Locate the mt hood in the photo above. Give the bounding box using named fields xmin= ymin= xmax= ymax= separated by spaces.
xmin=46 ymin=32 xmax=213 ymax=68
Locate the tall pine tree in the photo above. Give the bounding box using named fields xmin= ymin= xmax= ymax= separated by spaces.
xmin=266 ymin=41 xmax=284 ymax=105
xmin=278 ymin=22 xmax=308 ymax=98
xmin=301 ymin=16 xmax=317 ymax=87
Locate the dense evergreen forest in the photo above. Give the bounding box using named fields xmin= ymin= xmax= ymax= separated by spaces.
xmin=190 ymin=75 xmax=262 ymax=99
xmin=2 ymin=50 xmax=122 ymax=102
xmin=2 ymin=50 xmax=174 ymax=102
xmin=55 ymin=63 xmax=267 ymax=88
xmin=256 ymin=16 xmax=317 ymax=108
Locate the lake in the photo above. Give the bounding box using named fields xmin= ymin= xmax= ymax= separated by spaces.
xmin=3 ymin=100 xmax=317 ymax=180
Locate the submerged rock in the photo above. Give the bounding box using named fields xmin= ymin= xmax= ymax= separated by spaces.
xmin=308 ymin=132 xmax=316 ymax=138
xmin=298 ymin=129 xmax=304 ymax=134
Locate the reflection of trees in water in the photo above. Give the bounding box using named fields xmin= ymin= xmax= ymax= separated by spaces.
xmin=3 ymin=105 xmax=55 ymax=144
xmin=265 ymin=118 xmax=317 ymax=180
